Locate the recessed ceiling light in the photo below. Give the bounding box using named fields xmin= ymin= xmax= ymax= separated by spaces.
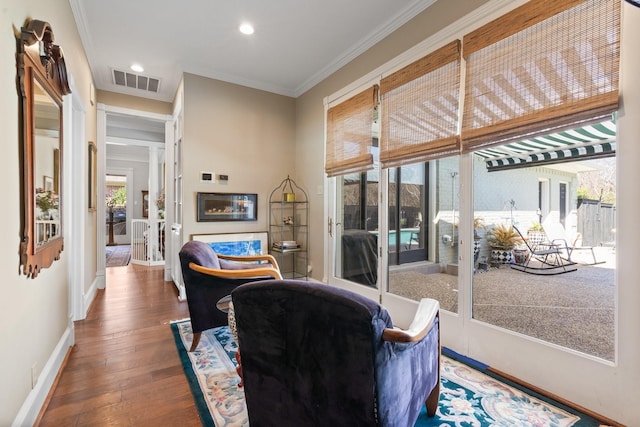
xmin=239 ymin=23 xmax=254 ymax=35
xmin=130 ymin=63 xmax=144 ymax=73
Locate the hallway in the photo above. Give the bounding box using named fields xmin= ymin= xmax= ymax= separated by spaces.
xmin=38 ymin=265 xmax=199 ymax=426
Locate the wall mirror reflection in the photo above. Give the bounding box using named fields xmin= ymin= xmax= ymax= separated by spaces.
xmin=33 ymin=78 xmax=61 ymax=244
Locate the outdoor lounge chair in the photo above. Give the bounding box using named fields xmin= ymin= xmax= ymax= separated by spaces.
xmin=511 ymin=226 xmax=577 ymax=275
xmin=541 ymin=221 xmax=604 ymax=265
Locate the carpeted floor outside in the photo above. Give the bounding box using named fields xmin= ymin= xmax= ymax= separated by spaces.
xmin=105 ymin=245 xmax=131 ymax=267
xmin=389 ymin=246 xmax=616 ymax=361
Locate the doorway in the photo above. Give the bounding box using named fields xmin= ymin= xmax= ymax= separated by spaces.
xmin=97 ymin=105 xmax=173 ymax=287
xmin=105 ymin=173 xmax=129 ymax=246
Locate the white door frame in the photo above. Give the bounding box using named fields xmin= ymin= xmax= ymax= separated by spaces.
xmin=64 ymin=75 xmax=87 ymax=321
xmin=96 ymin=104 xmax=172 ymax=287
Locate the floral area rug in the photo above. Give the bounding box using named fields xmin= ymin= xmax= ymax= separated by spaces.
xmin=171 ymin=320 xmax=603 ymax=427
xmin=171 ymin=320 xmax=247 ymax=426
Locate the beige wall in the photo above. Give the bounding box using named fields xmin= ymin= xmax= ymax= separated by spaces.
xmin=181 ymin=73 xmax=296 ymax=241
xmin=0 ymin=0 xmax=95 ymax=424
xmin=296 ymin=0 xmax=490 ymax=280
xmin=97 ymin=89 xmax=173 ymax=115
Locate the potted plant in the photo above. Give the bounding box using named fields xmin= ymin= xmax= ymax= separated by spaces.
xmin=485 ymin=224 xmax=520 ymax=265
xmin=512 ymin=242 xmax=529 ymax=265
xmin=527 ymin=221 xmax=546 ymax=245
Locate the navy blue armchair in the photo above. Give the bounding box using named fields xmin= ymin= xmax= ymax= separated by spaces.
xmin=178 ymin=240 xmax=281 ymax=351
xmin=232 ymin=279 xmax=440 ymax=426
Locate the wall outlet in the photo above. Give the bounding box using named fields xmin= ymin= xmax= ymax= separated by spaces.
xmin=31 ymin=362 xmax=38 ymax=388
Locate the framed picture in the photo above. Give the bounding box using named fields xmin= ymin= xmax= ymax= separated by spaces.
xmin=142 ymin=190 xmax=149 ymax=218
xmin=88 ymin=141 xmax=97 ymax=210
xmin=191 ymin=232 xmax=268 ymax=256
xmin=197 ymin=192 xmax=257 ymax=222
xmin=44 ymin=176 xmax=53 ymax=191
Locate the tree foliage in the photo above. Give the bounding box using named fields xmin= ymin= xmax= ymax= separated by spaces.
xmin=106 ymin=186 xmax=127 ymax=207
xmin=577 ymin=158 xmax=615 ymax=204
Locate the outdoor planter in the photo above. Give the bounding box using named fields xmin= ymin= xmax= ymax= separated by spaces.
xmin=486 ymin=224 xmax=520 ymax=266
xmin=473 ymin=239 xmax=481 ymax=258
xmin=491 ymin=249 xmax=513 ymax=265
xmin=512 ymin=247 xmax=529 ymax=265
xmin=527 ymin=229 xmax=546 ymax=245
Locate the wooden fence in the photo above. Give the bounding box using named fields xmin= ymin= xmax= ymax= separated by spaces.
xmin=577 ymin=199 xmax=615 ymax=246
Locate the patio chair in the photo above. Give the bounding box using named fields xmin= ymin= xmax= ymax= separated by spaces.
xmin=541 ymin=221 xmax=604 ymax=265
xmin=511 ymin=226 xmax=577 ymax=275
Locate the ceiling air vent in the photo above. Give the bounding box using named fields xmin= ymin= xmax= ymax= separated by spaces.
xmin=112 ymin=69 xmax=160 ymax=93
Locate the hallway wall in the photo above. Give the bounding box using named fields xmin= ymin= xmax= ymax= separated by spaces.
xmin=0 ymin=0 xmax=95 ymax=424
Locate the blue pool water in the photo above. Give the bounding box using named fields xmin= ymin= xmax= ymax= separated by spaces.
xmin=371 ymin=229 xmax=419 ymax=246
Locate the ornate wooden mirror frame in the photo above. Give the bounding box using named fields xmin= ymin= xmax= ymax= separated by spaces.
xmin=17 ymin=19 xmax=71 ymax=278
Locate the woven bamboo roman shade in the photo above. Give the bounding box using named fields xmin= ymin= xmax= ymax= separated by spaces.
xmin=461 ymin=0 xmax=620 ymax=153
xmin=325 ymin=85 xmax=378 ymax=177
xmin=380 ymin=40 xmax=461 ymax=168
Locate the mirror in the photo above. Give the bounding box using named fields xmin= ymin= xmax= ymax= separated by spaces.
xmin=17 ymin=19 xmax=70 ymax=278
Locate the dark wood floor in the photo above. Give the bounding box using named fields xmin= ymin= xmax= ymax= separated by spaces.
xmin=37 ymin=264 xmax=202 ymax=426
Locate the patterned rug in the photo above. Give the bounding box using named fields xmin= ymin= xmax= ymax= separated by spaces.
xmin=171 ymin=320 xmax=603 ymax=427
xmin=105 ymin=245 xmax=131 ymax=267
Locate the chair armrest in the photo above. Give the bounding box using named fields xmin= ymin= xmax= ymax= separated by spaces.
xmin=189 ymin=262 xmax=283 ymax=280
xmin=382 ymin=298 xmax=439 ymax=343
xmin=218 ymin=253 xmax=281 ymax=271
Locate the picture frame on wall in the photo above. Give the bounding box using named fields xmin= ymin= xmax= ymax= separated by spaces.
xmin=44 ymin=176 xmax=53 ymax=191
xmin=197 ymin=192 xmax=257 ymax=222
xmin=88 ymin=141 xmax=97 ymax=211
xmin=191 ymin=232 xmax=268 ymax=256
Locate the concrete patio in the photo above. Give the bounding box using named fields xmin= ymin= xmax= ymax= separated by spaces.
xmin=389 ymin=246 xmax=616 ymax=361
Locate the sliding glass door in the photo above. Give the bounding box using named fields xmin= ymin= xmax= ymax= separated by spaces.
xmin=331 ymin=170 xmax=380 ymax=301
xmin=328 ymin=155 xmax=461 ymax=321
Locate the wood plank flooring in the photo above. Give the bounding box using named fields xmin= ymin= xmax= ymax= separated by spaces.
xmin=37 ymin=264 xmax=201 ymax=426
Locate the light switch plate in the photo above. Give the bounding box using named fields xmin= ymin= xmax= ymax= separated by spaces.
xmin=201 ymin=171 xmax=215 ymax=183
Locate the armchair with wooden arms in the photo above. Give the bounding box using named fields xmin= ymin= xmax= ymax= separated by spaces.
xmin=232 ymin=279 xmax=440 ymax=426
xmin=178 ymin=240 xmax=282 ymax=352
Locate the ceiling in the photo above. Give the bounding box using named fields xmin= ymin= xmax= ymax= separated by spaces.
xmin=70 ymin=0 xmax=435 ymax=103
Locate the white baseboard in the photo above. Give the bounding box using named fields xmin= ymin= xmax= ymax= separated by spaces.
xmin=83 ymin=275 xmax=101 ymax=319
xmin=12 ymin=322 xmax=74 ymax=427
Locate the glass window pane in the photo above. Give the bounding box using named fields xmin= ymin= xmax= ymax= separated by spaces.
xmin=472 ymin=146 xmax=616 ymax=361
xmin=336 ymin=172 xmax=379 ymax=288
xmin=388 ymin=157 xmax=459 ymax=314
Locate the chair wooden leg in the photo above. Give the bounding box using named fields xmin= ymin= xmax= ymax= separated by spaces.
xmin=425 ymin=381 xmax=440 ymax=417
xmin=189 ymin=332 xmax=201 ymax=352
xmin=235 ymin=351 xmax=243 ymax=388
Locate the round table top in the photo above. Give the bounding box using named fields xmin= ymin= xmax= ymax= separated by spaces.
xmin=216 ymin=294 xmax=232 ymax=313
